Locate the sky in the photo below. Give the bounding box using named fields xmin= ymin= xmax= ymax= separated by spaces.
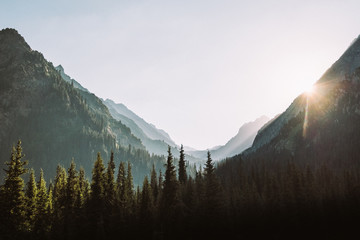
xmin=1 ymin=0 xmax=360 ymax=150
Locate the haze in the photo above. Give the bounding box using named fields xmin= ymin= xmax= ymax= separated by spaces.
xmin=1 ymin=0 xmax=360 ymax=149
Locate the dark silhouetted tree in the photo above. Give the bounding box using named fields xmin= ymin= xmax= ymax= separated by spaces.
xmin=178 ymin=144 xmax=187 ymax=184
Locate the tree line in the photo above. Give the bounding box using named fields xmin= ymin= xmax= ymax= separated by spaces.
xmin=1 ymin=140 xmax=360 ymax=240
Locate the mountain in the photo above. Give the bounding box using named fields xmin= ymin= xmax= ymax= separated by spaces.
xmin=56 ymin=64 xmax=89 ymax=92
xmin=104 ymin=99 xmax=176 ymax=145
xmin=187 ymin=116 xmax=269 ymax=160
xmin=0 ymin=28 xmax=165 ymax=183
xmin=239 ymin=34 xmax=360 ymax=169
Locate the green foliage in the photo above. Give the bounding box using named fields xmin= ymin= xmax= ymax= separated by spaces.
xmin=105 ymin=151 xmax=116 ymax=206
xmin=90 ymin=152 xmax=106 ymax=205
xmin=140 ymin=176 xmax=154 ymax=224
xmin=34 ymin=169 xmax=50 ymax=234
xmin=25 ymin=169 xmax=37 ymax=231
xmin=2 ymin=140 xmax=28 ymax=233
xmin=2 ymin=138 xmax=360 ymax=239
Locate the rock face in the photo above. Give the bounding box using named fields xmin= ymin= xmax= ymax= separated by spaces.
xmin=187 ymin=116 xmax=269 ymax=160
xmin=0 ymin=28 xmax=151 ymax=180
xmin=242 ymin=35 xmax=360 ymax=169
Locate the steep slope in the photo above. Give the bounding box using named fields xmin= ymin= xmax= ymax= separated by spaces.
xmin=240 ymin=34 xmax=360 ymax=169
xmin=56 ymin=64 xmax=89 ymax=92
xmin=104 ymin=99 xmax=177 ymax=147
xmin=187 ymin=116 xmax=269 ymax=160
xmin=249 ymin=35 xmax=360 ymax=153
xmin=0 ymin=28 xmax=165 ymax=182
xmin=104 ymin=100 xmax=170 ymax=155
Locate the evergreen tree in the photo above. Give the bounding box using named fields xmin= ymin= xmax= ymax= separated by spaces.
xmin=116 ymin=161 xmax=127 ymax=212
xmin=52 ymin=165 xmax=67 ymax=237
xmin=178 ymin=144 xmax=187 ymax=184
xmin=105 ymin=151 xmax=116 ymax=206
xmin=2 ymin=140 xmax=28 ymax=234
xmin=150 ymin=164 xmax=159 ymax=203
xmin=203 ymin=151 xmax=223 ymax=220
xmin=161 ymin=146 xmax=179 ymax=224
xmin=66 ymin=160 xmax=79 ymax=211
xmin=77 ymin=167 xmax=87 ymax=208
xmin=34 ymin=169 xmax=50 ymax=235
xmin=25 ymin=169 xmax=37 ymax=231
xmin=64 ymin=160 xmax=79 ymax=238
xmin=104 ymin=151 xmax=116 ymax=232
xmin=126 ymin=162 xmax=134 ymax=214
xmin=89 ymin=152 xmax=106 ymax=237
xmin=140 ymin=176 xmax=154 ymax=225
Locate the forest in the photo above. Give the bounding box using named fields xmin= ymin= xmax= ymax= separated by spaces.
xmin=1 ymin=140 xmax=360 ymax=240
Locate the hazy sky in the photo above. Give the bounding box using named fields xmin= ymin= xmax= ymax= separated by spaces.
xmin=1 ymin=0 xmax=360 ymax=149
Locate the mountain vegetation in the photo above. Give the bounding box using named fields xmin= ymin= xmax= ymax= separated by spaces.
xmin=1 ymin=141 xmax=360 ymax=239
xmin=0 ymin=28 xmax=166 ymax=184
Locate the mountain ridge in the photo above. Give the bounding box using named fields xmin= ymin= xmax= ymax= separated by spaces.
xmin=0 ymin=28 xmax=166 ymax=183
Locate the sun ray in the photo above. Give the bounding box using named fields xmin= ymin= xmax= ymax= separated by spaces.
xmin=302 ymin=96 xmax=309 ymax=138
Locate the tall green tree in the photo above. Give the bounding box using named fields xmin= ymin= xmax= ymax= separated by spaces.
xmin=25 ymin=169 xmax=37 ymax=231
xmin=104 ymin=151 xmax=116 ymax=231
xmin=126 ymin=162 xmax=134 ymax=214
xmin=34 ymin=169 xmax=50 ymax=234
xmin=150 ymin=164 xmax=159 ymax=204
xmin=203 ymin=151 xmax=223 ymax=220
xmin=161 ymin=146 xmax=179 ymax=223
xmin=64 ymin=160 xmax=79 ymax=238
xmin=66 ymin=160 xmax=79 ymax=211
xmin=105 ymin=151 xmax=116 ymax=207
xmin=178 ymin=144 xmax=187 ymax=184
xmin=89 ymin=152 xmax=106 ymax=238
xmin=140 ymin=176 xmax=154 ymax=225
xmin=52 ymin=165 xmax=67 ymax=237
xmin=116 ymin=161 xmax=127 ymax=213
xmin=76 ymin=167 xmax=87 ymax=208
xmin=2 ymin=140 xmax=28 ymax=234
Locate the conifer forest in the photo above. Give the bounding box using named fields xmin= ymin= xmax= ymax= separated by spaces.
xmin=1 ymin=140 xmax=360 ymax=240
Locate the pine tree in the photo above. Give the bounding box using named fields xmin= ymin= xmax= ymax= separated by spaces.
xmin=90 ymin=152 xmax=106 ymax=237
xmin=91 ymin=152 xmax=106 ymax=204
xmin=140 ymin=176 xmax=154 ymax=225
xmin=203 ymin=151 xmax=223 ymax=221
xmin=105 ymin=151 xmax=116 ymax=207
xmin=126 ymin=162 xmax=134 ymax=214
xmin=150 ymin=164 xmax=159 ymax=204
xmin=52 ymin=165 xmax=67 ymax=237
xmin=116 ymin=161 xmax=127 ymax=213
xmin=66 ymin=160 xmax=79 ymax=211
xmin=178 ymin=144 xmax=187 ymax=184
xmin=64 ymin=160 xmax=79 ymax=238
xmin=2 ymin=140 xmax=28 ymax=234
xmin=104 ymin=151 xmax=116 ymax=232
xmin=161 ymin=146 xmax=179 ymax=223
xmin=34 ymin=169 xmax=49 ymax=234
xmin=25 ymin=169 xmax=37 ymax=231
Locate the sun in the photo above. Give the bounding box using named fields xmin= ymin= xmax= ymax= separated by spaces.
xmin=304 ymin=84 xmax=315 ymax=96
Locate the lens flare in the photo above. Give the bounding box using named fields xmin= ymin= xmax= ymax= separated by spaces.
xmin=303 ymin=96 xmax=309 ymax=138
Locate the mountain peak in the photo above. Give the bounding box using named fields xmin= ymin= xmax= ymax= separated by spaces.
xmin=57 ymin=64 xmax=64 ymax=72
xmin=0 ymin=28 xmax=31 ymax=53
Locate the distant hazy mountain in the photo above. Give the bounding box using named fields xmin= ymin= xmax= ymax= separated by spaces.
xmin=55 ymin=65 xmax=89 ymax=92
xmin=104 ymin=99 xmax=177 ymax=147
xmin=238 ymin=34 xmax=360 ymax=169
xmin=0 ymin=28 xmax=165 ymax=182
xmin=187 ymin=116 xmax=269 ymax=160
